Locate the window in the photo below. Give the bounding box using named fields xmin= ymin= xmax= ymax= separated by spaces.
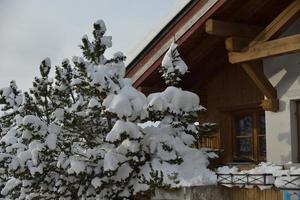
xmin=233 ymin=110 xmax=266 ymax=162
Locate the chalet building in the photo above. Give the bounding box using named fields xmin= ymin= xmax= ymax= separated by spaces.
xmin=127 ymin=0 xmax=300 ymax=199
xmin=127 ymin=0 xmax=300 ymax=164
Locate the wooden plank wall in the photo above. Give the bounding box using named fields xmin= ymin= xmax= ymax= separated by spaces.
xmin=199 ymin=63 xmax=264 ymax=163
xmin=228 ymin=187 xmax=282 ymax=200
xmin=197 ymin=133 xmax=220 ymax=149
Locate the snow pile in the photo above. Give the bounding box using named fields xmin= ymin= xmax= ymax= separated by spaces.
xmin=148 ymin=86 xmax=205 ymax=115
xmin=216 ymin=162 xmax=300 ymax=190
xmin=0 ymin=128 xmax=19 ymax=145
xmin=274 ymin=167 xmax=300 ymax=189
xmin=45 ymin=123 xmax=60 ymax=150
xmin=217 ymin=163 xmax=277 ymax=189
xmin=68 ymin=157 xmax=86 ymax=174
xmin=103 ymin=84 xmax=148 ymax=120
xmin=141 ymin=125 xmax=217 ymax=188
xmin=0 ymin=80 xmax=23 ymax=113
xmin=106 ymin=120 xmax=143 ymax=143
xmin=1 ymin=178 xmax=21 ymax=196
xmin=162 ymin=42 xmax=188 ymax=74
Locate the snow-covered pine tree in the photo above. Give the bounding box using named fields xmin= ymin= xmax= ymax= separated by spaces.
xmin=52 ymin=20 xmax=125 ymax=199
xmin=0 ymin=19 xmax=217 ymax=200
xmin=0 ymin=19 xmax=120 ymax=199
xmin=135 ymin=42 xmax=217 ymax=192
xmin=0 ymin=80 xmax=23 ymax=199
xmin=159 ymin=42 xmax=217 ymax=147
xmin=0 ymin=58 xmax=62 ymax=199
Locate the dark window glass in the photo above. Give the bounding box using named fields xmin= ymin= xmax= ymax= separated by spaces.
xmin=237 ymin=115 xmax=252 ymax=136
xmin=237 ymin=138 xmax=252 ymax=156
xmin=259 ymin=113 xmax=266 ymax=135
xmin=259 ymin=136 xmax=266 ymax=156
xmin=235 ymin=115 xmax=253 ymax=159
xmin=259 ymin=113 xmax=266 ymax=157
xmin=234 ymin=111 xmax=266 ymax=162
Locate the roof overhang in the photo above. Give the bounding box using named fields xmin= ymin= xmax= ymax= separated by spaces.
xmin=126 ymin=0 xmax=225 ymax=88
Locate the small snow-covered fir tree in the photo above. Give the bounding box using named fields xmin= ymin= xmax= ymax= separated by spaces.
xmin=134 ymin=43 xmax=217 ymax=193
xmin=159 ymin=42 xmax=217 ymax=146
xmin=0 ymin=20 xmax=217 ymax=200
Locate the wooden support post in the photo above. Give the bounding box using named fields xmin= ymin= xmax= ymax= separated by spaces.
xmin=229 ymin=34 xmax=300 ymax=64
xmin=205 ymin=19 xmax=262 ymax=38
xmin=241 ymin=62 xmax=278 ymax=112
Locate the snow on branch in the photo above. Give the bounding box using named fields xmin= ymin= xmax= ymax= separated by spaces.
xmin=159 ymin=42 xmax=188 ymax=86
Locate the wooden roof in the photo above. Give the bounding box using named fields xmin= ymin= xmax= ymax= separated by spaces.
xmin=126 ymin=0 xmax=294 ymax=91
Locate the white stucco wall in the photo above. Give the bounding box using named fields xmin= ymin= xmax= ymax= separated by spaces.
xmin=263 ymin=18 xmax=300 ymax=164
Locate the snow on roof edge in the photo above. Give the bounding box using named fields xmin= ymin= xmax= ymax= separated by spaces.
xmin=125 ymin=0 xmax=194 ymax=67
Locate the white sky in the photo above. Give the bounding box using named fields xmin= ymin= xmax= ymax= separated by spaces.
xmin=0 ymin=0 xmax=182 ymax=90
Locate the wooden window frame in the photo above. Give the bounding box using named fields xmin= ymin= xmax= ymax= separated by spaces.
xmin=232 ymin=109 xmax=266 ymax=162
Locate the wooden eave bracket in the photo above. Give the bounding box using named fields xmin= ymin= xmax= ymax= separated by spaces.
xmin=204 ymin=1 xmax=300 ymax=112
xmin=227 ymin=0 xmax=300 ymax=112
xmin=242 ymin=62 xmax=279 ymax=112
xmin=261 ymin=99 xmax=279 ymax=112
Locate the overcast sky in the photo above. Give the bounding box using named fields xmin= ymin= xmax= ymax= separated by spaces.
xmin=0 ymin=0 xmax=181 ymax=90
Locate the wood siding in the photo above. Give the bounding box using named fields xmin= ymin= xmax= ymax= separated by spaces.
xmin=134 ymin=186 xmax=283 ymax=200
xmin=197 ymin=133 xmax=220 ymax=149
xmin=228 ymin=187 xmax=282 ymax=200
xmin=199 ymin=64 xmax=264 ymax=163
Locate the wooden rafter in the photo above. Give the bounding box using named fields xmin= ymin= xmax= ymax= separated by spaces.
xmin=248 ymin=0 xmax=300 ymax=47
xmin=205 ymin=19 xmax=262 ymax=38
xmin=229 ymin=34 xmax=300 ymax=63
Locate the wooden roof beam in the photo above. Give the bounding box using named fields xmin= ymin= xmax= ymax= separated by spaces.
xmin=225 ymin=37 xmax=252 ymax=51
xmin=241 ymin=62 xmax=278 ymax=112
xmin=229 ymin=33 xmax=300 ymax=64
xmin=248 ymin=0 xmax=300 ymax=47
xmin=205 ymin=19 xmax=263 ymax=38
